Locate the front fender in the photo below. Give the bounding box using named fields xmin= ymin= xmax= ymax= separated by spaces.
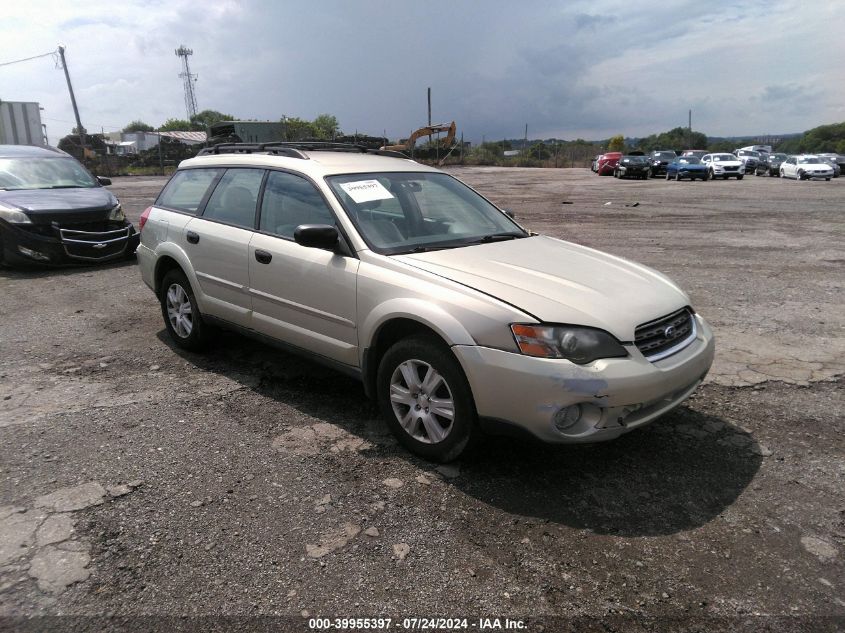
xmin=360 ymin=298 xmax=477 ymax=358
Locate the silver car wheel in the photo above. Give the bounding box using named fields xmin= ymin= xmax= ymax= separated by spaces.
xmin=166 ymin=283 xmax=193 ymax=338
xmin=389 ymin=359 xmax=455 ymax=444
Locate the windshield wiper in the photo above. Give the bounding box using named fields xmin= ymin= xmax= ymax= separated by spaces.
xmin=47 ymin=185 xmax=89 ymax=189
xmin=465 ymin=232 xmax=527 ymax=244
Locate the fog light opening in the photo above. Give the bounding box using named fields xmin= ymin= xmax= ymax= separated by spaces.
xmin=553 ymin=404 xmax=582 ymax=432
xmin=17 ymin=245 xmax=50 ymax=262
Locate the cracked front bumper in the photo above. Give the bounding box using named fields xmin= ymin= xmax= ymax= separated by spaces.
xmin=0 ymin=220 xmax=139 ymax=267
xmin=454 ymin=315 xmax=715 ymax=443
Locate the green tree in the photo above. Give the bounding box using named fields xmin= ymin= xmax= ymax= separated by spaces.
xmin=189 ymin=110 xmax=236 ymax=131
xmin=607 ymin=134 xmax=625 ymax=152
xmin=158 ymin=118 xmax=193 ymax=131
xmin=283 ymin=116 xmax=317 ymax=141
xmin=122 ymin=120 xmax=154 ymax=133
xmin=777 ymin=121 xmax=845 ymax=154
xmin=636 ymin=127 xmax=708 ymax=152
xmin=313 ymin=114 xmax=340 ymax=139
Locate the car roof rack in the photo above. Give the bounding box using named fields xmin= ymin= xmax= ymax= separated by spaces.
xmin=197 ymin=142 xmax=410 ymax=160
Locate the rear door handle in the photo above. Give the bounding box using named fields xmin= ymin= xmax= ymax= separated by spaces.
xmin=254 ymin=249 xmax=272 ymax=264
xmin=186 ymin=230 xmax=200 ymax=244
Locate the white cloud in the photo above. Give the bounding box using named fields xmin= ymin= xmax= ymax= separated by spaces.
xmin=1 ymin=0 xmax=842 ymax=144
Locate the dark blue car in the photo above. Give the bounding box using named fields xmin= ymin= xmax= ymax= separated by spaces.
xmin=666 ymin=156 xmax=708 ymax=181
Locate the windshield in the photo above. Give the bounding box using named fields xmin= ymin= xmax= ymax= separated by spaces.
xmin=654 ymin=152 xmax=675 ymax=159
xmin=678 ymin=157 xmax=701 ymax=164
xmin=713 ymin=154 xmax=737 ymax=161
xmin=798 ymin=156 xmax=822 ymax=164
xmin=770 ymin=153 xmax=788 ymax=161
xmin=622 ymin=156 xmax=648 ymax=164
xmin=327 ymin=172 xmax=527 ymax=254
xmin=737 ymin=151 xmax=761 ymax=158
xmin=0 ymin=157 xmax=98 ymax=190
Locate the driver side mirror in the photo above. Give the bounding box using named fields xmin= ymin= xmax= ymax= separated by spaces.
xmin=502 ymin=209 xmax=515 ymax=219
xmin=97 ymin=176 xmax=112 ymax=186
xmin=294 ymin=224 xmax=339 ymax=251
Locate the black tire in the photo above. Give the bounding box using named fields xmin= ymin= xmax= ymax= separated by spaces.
xmin=665 ymin=171 xmax=670 ymax=181
xmin=675 ymin=171 xmax=681 ymax=181
xmin=737 ymin=174 xmax=743 ymax=180
xmin=159 ymin=269 xmax=210 ymax=351
xmin=797 ymin=170 xmax=805 ymax=181
xmin=377 ymin=336 xmax=476 ymax=462
xmin=826 ymin=178 xmax=831 ymax=181
xmin=780 ymin=169 xmax=785 ymax=178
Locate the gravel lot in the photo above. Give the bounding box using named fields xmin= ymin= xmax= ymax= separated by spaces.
xmin=1 ymin=168 xmax=843 ymax=631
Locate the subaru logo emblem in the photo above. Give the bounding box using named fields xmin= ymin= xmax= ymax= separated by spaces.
xmin=664 ymin=325 xmax=676 ymax=339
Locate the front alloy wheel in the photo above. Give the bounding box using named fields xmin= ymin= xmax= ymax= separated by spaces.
xmin=389 ymin=360 xmax=455 ymax=444
xmin=377 ymin=336 xmax=476 ymax=462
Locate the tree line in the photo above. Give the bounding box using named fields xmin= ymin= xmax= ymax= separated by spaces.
xmin=120 ymin=110 xmax=340 ymax=139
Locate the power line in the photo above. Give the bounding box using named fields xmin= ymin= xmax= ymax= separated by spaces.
xmin=0 ymin=50 xmax=57 ymax=68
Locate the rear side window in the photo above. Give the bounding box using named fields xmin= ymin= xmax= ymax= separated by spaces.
xmin=202 ymin=168 xmax=265 ymax=229
xmin=156 ymin=168 xmax=221 ymax=214
xmin=259 ymin=171 xmax=334 ymax=238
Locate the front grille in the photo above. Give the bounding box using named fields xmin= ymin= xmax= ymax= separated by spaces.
xmin=59 ymin=226 xmax=131 ymax=261
xmin=635 ymin=308 xmax=696 ymax=361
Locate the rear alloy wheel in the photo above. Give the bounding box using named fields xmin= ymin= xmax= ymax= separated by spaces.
xmin=160 ymin=269 xmax=209 ymax=351
xmin=377 ymin=336 xmax=476 ymax=462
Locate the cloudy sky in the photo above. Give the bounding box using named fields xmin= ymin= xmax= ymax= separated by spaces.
xmin=2 ymin=0 xmax=843 ymax=145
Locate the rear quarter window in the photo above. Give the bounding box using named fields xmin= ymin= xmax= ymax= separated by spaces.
xmin=156 ymin=168 xmax=222 ymax=214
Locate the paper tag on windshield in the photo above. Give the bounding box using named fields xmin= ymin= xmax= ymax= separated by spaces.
xmin=339 ymin=180 xmax=394 ymax=203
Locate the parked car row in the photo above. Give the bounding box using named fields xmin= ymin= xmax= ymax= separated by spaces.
xmin=592 ymin=147 xmax=842 ymax=182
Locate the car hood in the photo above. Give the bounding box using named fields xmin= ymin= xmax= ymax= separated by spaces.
xmin=395 ymin=235 xmax=690 ymax=341
xmin=0 ymin=188 xmax=117 ymax=223
xmin=709 ymin=160 xmax=743 ymax=167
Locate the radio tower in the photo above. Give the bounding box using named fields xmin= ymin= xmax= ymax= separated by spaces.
xmin=175 ymin=45 xmax=198 ymax=120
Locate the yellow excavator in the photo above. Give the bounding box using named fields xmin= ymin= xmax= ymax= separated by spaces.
xmin=381 ymin=121 xmax=456 ymax=163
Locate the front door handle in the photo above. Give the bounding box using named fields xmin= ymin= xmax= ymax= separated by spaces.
xmin=186 ymin=230 xmax=200 ymax=244
xmin=254 ymin=249 xmax=272 ymax=264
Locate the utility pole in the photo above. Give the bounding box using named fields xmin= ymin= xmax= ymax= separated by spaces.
xmin=688 ymin=109 xmax=692 ymax=148
xmin=57 ymin=46 xmax=85 ymax=148
xmin=524 ymin=124 xmax=528 ymax=153
xmin=427 ymin=87 xmax=431 ymax=127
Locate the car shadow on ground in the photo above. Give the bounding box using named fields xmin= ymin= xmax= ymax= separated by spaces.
xmin=159 ymin=328 xmax=761 ymax=538
xmin=0 ymin=258 xmax=137 ymax=280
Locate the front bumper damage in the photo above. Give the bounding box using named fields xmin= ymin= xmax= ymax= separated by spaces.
xmin=0 ymin=219 xmax=140 ymax=266
xmin=454 ymin=315 xmax=715 ymax=443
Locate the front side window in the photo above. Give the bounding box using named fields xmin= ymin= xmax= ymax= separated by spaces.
xmin=202 ymin=168 xmax=264 ymax=229
xmin=156 ymin=168 xmax=222 ymax=214
xmin=327 ymin=172 xmax=526 ymax=254
xmin=259 ymin=171 xmax=335 ymax=238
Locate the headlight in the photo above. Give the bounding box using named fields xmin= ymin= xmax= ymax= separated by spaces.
xmin=108 ymin=204 xmax=125 ymax=222
xmin=0 ymin=202 xmax=31 ymax=224
xmin=510 ymin=324 xmax=628 ymax=364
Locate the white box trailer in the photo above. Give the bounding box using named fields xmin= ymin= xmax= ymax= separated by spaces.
xmin=0 ymin=101 xmax=46 ymax=146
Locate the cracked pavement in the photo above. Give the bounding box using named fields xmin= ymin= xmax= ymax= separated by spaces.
xmin=0 ymin=170 xmax=842 ymax=629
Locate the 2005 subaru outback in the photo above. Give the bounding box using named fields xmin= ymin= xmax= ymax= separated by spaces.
xmin=137 ymin=142 xmax=714 ymax=461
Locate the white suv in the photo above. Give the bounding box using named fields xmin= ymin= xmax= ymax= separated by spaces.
xmin=137 ymin=143 xmax=714 ymax=461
